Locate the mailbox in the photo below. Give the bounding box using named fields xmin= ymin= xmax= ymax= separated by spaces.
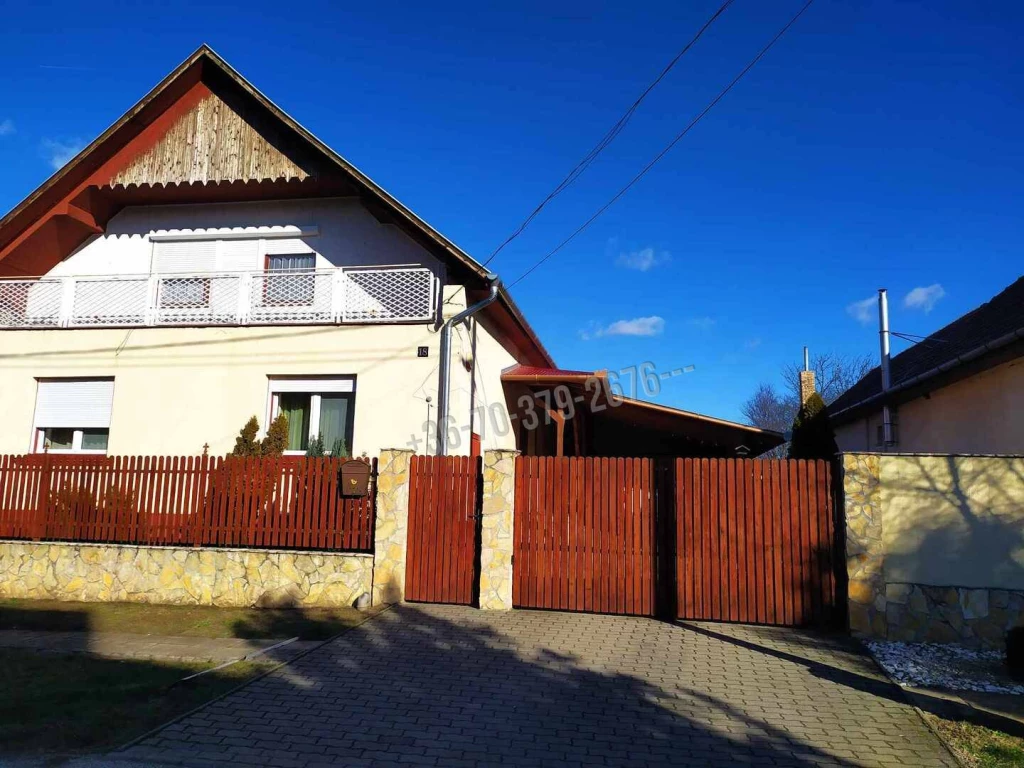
xmin=340 ymin=460 xmax=371 ymax=497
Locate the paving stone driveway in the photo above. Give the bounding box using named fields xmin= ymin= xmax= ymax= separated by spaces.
xmin=119 ymin=604 xmax=955 ymax=767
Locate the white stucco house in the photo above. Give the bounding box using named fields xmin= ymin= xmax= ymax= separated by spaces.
xmin=0 ymin=46 xmax=555 ymax=459
xmin=0 ymin=46 xmax=780 ymax=460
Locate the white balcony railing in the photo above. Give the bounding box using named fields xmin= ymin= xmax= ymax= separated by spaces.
xmin=0 ymin=266 xmax=437 ymax=329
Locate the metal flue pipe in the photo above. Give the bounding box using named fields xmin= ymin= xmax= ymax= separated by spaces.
xmin=878 ymin=288 xmax=894 ymax=447
xmin=436 ymin=274 xmax=501 ymax=455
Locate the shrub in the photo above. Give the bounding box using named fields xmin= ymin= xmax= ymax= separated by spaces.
xmin=261 ymin=412 xmax=290 ymax=457
xmin=1007 ymin=627 xmax=1024 ymax=680
xmin=788 ymin=392 xmax=838 ymax=460
xmin=307 ymin=435 xmax=347 ymax=458
xmin=229 ymin=414 xmax=290 ymax=458
xmin=231 ymin=416 xmax=261 ymax=457
xmin=306 ymin=434 xmax=327 ymax=458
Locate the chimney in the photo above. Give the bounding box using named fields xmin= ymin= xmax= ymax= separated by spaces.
xmin=799 ymin=346 xmax=816 ymax=406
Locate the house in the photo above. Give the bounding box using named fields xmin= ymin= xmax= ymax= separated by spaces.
xmin=0 ymin=46 xmax=779 ymax=459
xmin=829 ymin=275 xmax=1024 ymax=454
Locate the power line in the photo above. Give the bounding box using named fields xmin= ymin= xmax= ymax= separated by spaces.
xmin=482 ymin=0 xmax=736 ymax=267
xmin=508 ymin=0 xmax=816 ymax=289
xmin=891 ymin=331 xmax=947 ymax=345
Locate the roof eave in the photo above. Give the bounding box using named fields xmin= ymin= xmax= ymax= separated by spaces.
xmin=613 ymin=395 xmax=785 ymax=440
xmin=830 ymin=325 xmax=1024 ymax=424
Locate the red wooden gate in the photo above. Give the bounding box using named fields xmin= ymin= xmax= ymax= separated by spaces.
xmin=673 ymin=458 xmax=836 ymax=626
xmin=405 ymin=455 xmax=479 ymax=605
xmin=513 ymin=457 xmax=657 ymax=616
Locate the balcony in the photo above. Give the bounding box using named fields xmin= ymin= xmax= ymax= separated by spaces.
xmin=0 ymin=266 xmax=438 ymax=329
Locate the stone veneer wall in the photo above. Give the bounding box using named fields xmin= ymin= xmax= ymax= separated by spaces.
xmin=0 ymin=540 xmax=372 ymax=607
xmin=371 ymin=449 xmax=412 ymax=605
xmin=844 ymin=454 xmax=886 ymax=637
xmin=843 ymin=453 xmax=1024 ymax=648
xmin=479 ymin=450 xmax=517 ymax=610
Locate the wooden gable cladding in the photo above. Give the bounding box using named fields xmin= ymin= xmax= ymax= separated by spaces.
xmin=109 ymin=91 xmax=315 ymax=187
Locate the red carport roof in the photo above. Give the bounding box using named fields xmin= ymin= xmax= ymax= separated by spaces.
xmin=501 ymin=365 xmax=784 ymax=454
xmin=501 ymin=365 xmax=597 ymax=381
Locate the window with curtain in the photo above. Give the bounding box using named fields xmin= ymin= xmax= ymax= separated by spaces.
xmin=268 ymin=378 xmax=355 ymax=455
xmin=265 ymin=253 xmax=316 ymax=306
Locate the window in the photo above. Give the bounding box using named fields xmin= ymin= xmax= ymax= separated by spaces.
xmin=153 ymin=240 xmax=217 ymax=311
xmin=160 ymin=277 xmax=210 ymax=308
xmin=268 ymin=377 xmax=355 ymax=455
xmin=32 ymin=379 xmax=113 ymax=454
xmin=264 ymin=253 xmax=317 ymax=306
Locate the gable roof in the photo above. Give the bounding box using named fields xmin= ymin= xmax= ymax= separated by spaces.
xmin=829 ymin=275 xmax=1024 ymax=422
xmin=0 ymin=45 xmax=553 ymax=367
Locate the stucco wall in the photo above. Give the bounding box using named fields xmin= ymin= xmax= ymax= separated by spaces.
xmin=0 ymin=324 xmax=439 ymax=457
xmin=0 ymin=325 xmax=517 ymax=457
xmin=843 ymin=452 xmax=1024 ymax=646
xmin=880 ymin=454 xmax=1024 ymax=589
xmin=0 ymin=540 xmax=372 ymax=607
xmin=0 ymin=304 xmax=518 ymax=459
xmin=1 ymin=198 xmax=520 ymax=457
xmin=835 ymin=358 xmax=1024 ymax=454
xmin=445 ymin=316 xmax=518 ymax=454
xmin=47 ymin=198 xmax=445 ymax=279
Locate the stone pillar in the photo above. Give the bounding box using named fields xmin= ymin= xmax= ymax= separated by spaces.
xmin=372 ymin=449 xmax=412 ymax=606
xmin=843 ymin=453 xmax=887 ymax=637
xmin=479 ymin=449 xmax=518 ymax=610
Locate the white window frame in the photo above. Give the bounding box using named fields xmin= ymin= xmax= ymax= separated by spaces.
xmin=266 ymin=377 xmax=356 ymax=456
xmin=33 ymin=428 xmax=109 ymax=455
xmin=32 ymin=378 xmax=114 ymax=455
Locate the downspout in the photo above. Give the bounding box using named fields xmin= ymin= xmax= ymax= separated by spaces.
xmin=436 ymin=274 xmax=500 ymax=455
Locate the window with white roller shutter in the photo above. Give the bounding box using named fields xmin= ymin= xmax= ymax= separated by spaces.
xmin=153 ymin=240 xmax=218 ymax=308
xmin=32 ymin=379 xmax=114 ymax=453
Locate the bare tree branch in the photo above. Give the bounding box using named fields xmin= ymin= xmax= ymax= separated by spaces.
xmin=782 ymin=352 xmax=873 ymax=405
xmin=741 ymin=352 xmax=873 ymax=458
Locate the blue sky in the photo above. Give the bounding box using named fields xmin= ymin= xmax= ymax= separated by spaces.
xmin=1 ymin=0 xmax=1021 ymax=422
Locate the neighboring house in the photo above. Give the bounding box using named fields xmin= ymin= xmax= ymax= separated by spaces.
xmin=830 ymin=275 xmax=1024 ymax=454
xmin=0 ymin=46 xmax=779 ymax=459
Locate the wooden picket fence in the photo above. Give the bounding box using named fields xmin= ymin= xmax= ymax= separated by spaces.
xmin=673 ymin=458 xmax=836 ymax=627
xmin=510 ymin=456 xmax=838 ymax=627
xmin=405 ymin=455 xmax=480 ymax=605
xmin=513 ymin=457 xmax=657 ymax=616
xmin=0 ymin=454 xmax=376 ymax=552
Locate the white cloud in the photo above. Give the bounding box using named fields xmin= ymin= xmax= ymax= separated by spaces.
xmin=744 ymin=337 xmax=762 ymax=350
xmin=582 ymin=315 xmax=665 ymax=340
xmin=687 ymin=316 xmax=716 ymax=331
xmin=41 ymin=138 xmax=85 ymax=170
xmin=846 ymin=295 xmax=877 ymax=325
xmin=0 ymin=119 xmax=14 ymax=137
xmin=616 ymin=247 xmax=670 ymax=272
xmin=903 ymin=283 xmax=945 ymax=313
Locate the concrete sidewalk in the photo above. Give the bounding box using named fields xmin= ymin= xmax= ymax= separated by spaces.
xmin=0 ymin=629 xmax=319 ymax=663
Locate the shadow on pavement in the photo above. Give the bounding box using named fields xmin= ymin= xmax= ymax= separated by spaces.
xmin=115 ymin=603 xmax=904 ymax=767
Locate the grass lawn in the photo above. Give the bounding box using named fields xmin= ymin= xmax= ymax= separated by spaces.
xmin=0 ymin=597 xmax=375 ymax=640
xmin=0 ymin=648 xmax=270 ymax=755
xmin=926 ymin=714 xmax=1024 ymax=767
